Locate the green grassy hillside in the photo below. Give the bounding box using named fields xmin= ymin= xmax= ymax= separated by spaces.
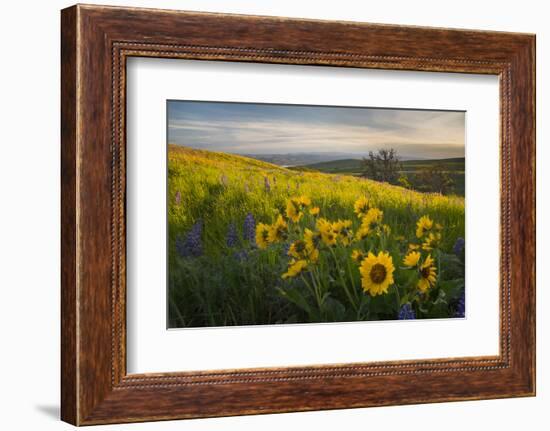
xmin=168 ymin=145 xmax=465 ymax=328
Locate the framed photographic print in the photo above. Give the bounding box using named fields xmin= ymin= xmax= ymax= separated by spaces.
xmin=61 ymin=4 xmax=535 ymax=425
xmin=164 ymin=100 xmax=466 ymax=329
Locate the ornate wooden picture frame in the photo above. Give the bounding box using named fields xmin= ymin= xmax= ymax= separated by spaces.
xmin=61 ymin=4 xmax=535 ymax=425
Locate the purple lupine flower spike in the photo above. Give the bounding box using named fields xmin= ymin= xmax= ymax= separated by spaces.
xmin=243 ymin=213 xmax=256 ymax=245
xmin=264 ymin=176 xmax=271 ymax=193
xmin=174 ymin=191 xmax=181 ymax=205
xmin=454 ymin=292 xmax=465 ymax=318
xmin=226 ymin=223 xmax=238 ymax=248
xmin=398 ymin=303 xmax=416 ymax=320
xmin=453 ymin=237 xmax=465 ymax=256
xmin=175 ymin=220 xmax=203 ymax=258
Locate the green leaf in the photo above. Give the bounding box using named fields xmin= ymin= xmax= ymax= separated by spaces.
xmin=277 ymin=287 xmax=312 ymax=315
xmin=438 ymin=253 xmax=464 ymax=279
xmin=439 ymin=278 xmax=464 ymax=302
xmin=324 ymin=297 xmax=346 ymax=320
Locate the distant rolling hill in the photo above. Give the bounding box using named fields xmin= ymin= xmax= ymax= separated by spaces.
xmin=291 ymin=158 xmax=363 ymax=174
xmin=291 ymin=157 xmax=465 ymax=196
xmin=241 ymin=152 xmax=361 ymax=167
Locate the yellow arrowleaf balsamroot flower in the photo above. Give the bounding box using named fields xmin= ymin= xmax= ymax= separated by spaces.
xmin=267 ymin=215 xmax=288 ymax=243
xmin=255 ymin=223 xmax=270 ymax=249
xmin=285 ymin=198 xmax=303 ymax=223
xmin=361 ymin=208 xmax=383 ymax=231
xmin=288 ymin=238 xmax=319 ymax=263
xmin=422 ymin=232 xmax=441 ymax=251
xmin=309 ymin=206 xmax=320 ymax=216
xmin=332 ymin=219 xmax=353 ymax=246
xmin=408 ymin=243 xmax=420 ymax=251
xmin=359 ymin=251 xmax=395 ymax=296
xmin=356 ymin=208 xmax=383 ymax=240
xmin=282 ymin=259 xmax=308 ymax=279
xmin=316 ymin=218 xmax=337 ymax=247
xmin=304 ymin=228 xmax=321 ymax=251
xmin=351 ymin=249 xmax=365 ymax=264
xmin=418 ymin=254 xmax=437 ymax=292
xmin=354 ymin=196 xmax=370 ymax=218
xmin=298 ymin=195 xmax=311 ymax=206
xmin=403 ymin=251 xmax=421 ymax=267
xmin=307 ymin=247 xmax=320 ymax=263
xmin=355 ymin=227 xmax=370 ymax=241
xmin=288 ymin=239 xmax=307 ymax=259
xmin=416 ymin=215 xmax=434 ymax=238
xmin=285 ymin=195 xmax=312 ymax=223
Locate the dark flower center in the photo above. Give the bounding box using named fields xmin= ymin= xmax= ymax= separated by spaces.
xmin=420 ymin=266 xmax=432 ymax=278
xmin=294 ymin=241 xmax=306 ymax=253
xmin=370 ymin=263 xmax=387 ymax=284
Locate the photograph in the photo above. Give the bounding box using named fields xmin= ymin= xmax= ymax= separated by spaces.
xmin=167 ymin=100 xmax=466 ymax=328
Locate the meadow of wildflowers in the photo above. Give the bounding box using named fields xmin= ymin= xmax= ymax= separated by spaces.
xmin=168 ymin=145 xmax=466 ymax=328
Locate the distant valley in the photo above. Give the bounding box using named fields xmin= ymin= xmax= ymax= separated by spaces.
xmin=242 ymin=152 xmax=425 ymax=167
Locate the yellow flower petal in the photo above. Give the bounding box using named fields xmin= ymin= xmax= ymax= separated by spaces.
xmin=417 ymin=254 xmax=437 ymax=292
xmin=298 ymin=195 xmax=311 ymax=206
xmin=267 ymin=215 xmax=288 ymax=243
xmin=282 ymin=259 xmax=308 ymax=279
xmin=416 ymin=215 xmax=434 ymax=238
xmin=255 ymin=223 xmax=270 ymax=249
xmin=285 ymin=199 xmax=302 ymax=223
xmin=403 ymin=251 xmax=421 ymax=267
xmin=422 ymin=232 xmax=441 ymax=251
xmin=309 ymin=206 xmax=320 ymax=216
xmin=354 ymin=196 xmax=369 ymax=218
xmin=316 ymin=218 xmax=337 ymax=246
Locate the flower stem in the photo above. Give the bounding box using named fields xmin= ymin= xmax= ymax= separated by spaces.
xmin=328 ymin=246 xmax=358 ymax=313
xmin=393 ymin=284 xmax=401 ymax=311
xmin=301 ymin=272 xmax=323 ymax=316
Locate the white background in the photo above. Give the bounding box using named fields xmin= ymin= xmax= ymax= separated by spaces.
xmin=0 ymin=0 xmax=547 ymax=430
xmin=127 ymin=59 xmax=499 ymax=373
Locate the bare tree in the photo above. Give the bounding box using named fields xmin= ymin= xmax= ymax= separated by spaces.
xmin=361 ymin=148 xmax=401 ymax=184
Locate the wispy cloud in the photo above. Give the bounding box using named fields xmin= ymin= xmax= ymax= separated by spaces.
xmin=168 ymin=101 xmax=465 ymax=159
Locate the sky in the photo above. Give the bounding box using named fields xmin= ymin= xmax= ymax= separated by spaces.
xmin=167 ymin=100 xmax=465 ymax=160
